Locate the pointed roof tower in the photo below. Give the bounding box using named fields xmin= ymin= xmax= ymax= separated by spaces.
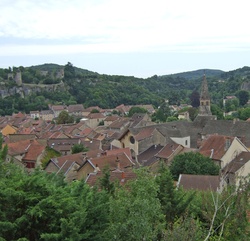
xmin=198 ymin=73 xmax=212 ymax=116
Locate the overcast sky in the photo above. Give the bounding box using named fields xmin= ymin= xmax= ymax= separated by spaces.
xmin=1 ymin=0 xmax=250 ymax=78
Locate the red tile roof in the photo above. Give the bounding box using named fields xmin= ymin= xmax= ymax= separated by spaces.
xmin=199 ymin=135 xmax=235 ymax=160
xmin=135 ymin=127 xmax=155 ymax=141
xmin=86 ymin=170 xmax=137 ymax=187
xmin=178 ymin=174 xmax=220 ymax=191
xmin=105 ymin=147 xmax=132 ymax=160
xmin=156 ymin=143 xmax=182 ymax=159
xmin=87 ymin=152 xmax=135 ymax=171
xmin=6 ymin=139 xmax=31 ymax=156
xmin=22 ymin=140 xmax=46 ymax=161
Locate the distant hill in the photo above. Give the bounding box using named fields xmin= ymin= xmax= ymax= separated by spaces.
xmin=0 ymin=63 xmax=249 ymax=115
xmin=164 ymin=69 xmax=224 ymax=80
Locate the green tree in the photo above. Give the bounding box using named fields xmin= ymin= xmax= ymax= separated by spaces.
xmin=57 ymin=110 xmax=74 ymax=124
xmin=64 ymin=62 xmax=75 ymax=79
xmin=152 ymin=101 xmax=171 ymax=123
xmin=237 ymin=107 xmax=250 ymax=120
xmin=237 ymin=90 xmax=250 ymax=106
xmin=128 ymin=106 xmax=147 ymax=117
xmin=156 ymin=162 xmax=194 ymax=227
xmin=170 ymin=152 xmax=220 ymax=180
xmin=98 ymin=165 xmax=115 ymax=195
xmin=190 ymin=90 xmax=200 ymax=107
xmin=211 ymin=104 xmax=224 ymax=120
xmin=90 ymin=108 xmax=100 ymax=113
xmin=71 ymin=143 xmax=89 ymax=154
xmin=106 ymin=168 xmax=165 ymax=240
xmin=188 ymin=107 xmax=198 ymax=121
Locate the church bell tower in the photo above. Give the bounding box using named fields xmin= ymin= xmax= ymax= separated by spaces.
xmin=198 ymin=73 xmax=212 ymax=116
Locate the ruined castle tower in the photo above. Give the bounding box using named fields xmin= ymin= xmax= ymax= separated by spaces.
xmin=198 ymin=73 xmax=212 ymax=116
xmin=15 ymin=70 xmax=22 ymax=86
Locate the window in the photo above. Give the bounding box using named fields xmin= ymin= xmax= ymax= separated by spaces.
xmin=185 ymin=140 xmax=188 ymax=146
xmin=129 ymin=136 xmax=135 ymax=144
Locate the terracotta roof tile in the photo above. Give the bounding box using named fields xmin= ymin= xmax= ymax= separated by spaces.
xmin=88 ymin=152 xmax=135 ymax=171
xmin=6 ymin=139 xmax=31 ymax=156
xmin=156 ymin=143 xmax=182 ymax=159
xmin=199 ymin=135 xmax=235 ymax=160
xmin=135 ymin=127 xmax=155 ymax=141
xmin=178 ymin=174 xmax=220 ymax=191
xmin=22 ymin=141 xmax=46 ymax=161
xmin=105 ymin=147 xmax=132 ymax=160
xmin=86 ymin=170 xmax=137 ymax=187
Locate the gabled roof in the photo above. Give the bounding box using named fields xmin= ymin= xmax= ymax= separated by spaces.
xmin=105 ymin=147 xmax=132 ymax=160
xmin=199 ymin=134 xmax=235 ymax=160
xmin=155 ymin=143 xmax=183 ymax=159
xmin=108 ymin=117 xmax=130 ymax=129
xmin=77 ymin=127 xmax=93 ymax=137
xmin=51 ymin=105 xmax=66 ymax=111
xmin=104 ymin=116 xmax=120 ymax=122
xmin=85 ymin=106 xmax=102 ymax=111
xmin=177 ymin=174 xmax=220 ymax=191
xmin=222 ymin=151 xmax=250 ymax=174
xmin=81 ymin=152 xmax=135 ymax=172
xmin=1 ymin=124 xmax=18 ymax=136
xmin=134 ymin=127 xmax=155 ymax=141
xmin=22 ymin=140 xmax=46 ymax=161
xmin=87 ymin=113 xmax=105 ymax=119
xmin=50 ymin=152 xmax=85 ymax=168
xmin=47 ymin=138 xmax=80 ymax=152
xmin=6 ymin=139 xmax=31 ymax=156
xmin=85 ymin=170 xmax=137 ymax=187
xmin=137 ymin=144 xmax=163 ymax=166
xmin=67 ymin=104 xmax=84 ymax=113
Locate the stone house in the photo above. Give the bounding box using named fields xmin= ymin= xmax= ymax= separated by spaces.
xmin=77 ymin=152 xmax=135 ymax=181
xmin=116 ymin=126 xmax=166 ymax=158
xmin=85 ymin=113 xmax=106 ymax=129
xmin=5 ymin=139 xmax=45 ymax=169
xmin=30 ymin=111 xmax=40 ymax=119
xmin=47 ymin=138 xmax=81 ymax=155
xmin=85 ymin=170 xmax=137 ymax=187
xmin=40 ymin=110 xmax=54 ymax=121
xmin=45 ymin=152 xmax=85 ymax=182
xmin=1 ymin=124 xmax=18 ymax=136
xmin=67 ymin=104 xmax=84 ymax=116
xmin=199 ymin=134 xmax=249 ymax=168
xmin=222 ymin=151 xmax=250 ymax=188
xmin=50 ymin=105 xmax=67 ymax=118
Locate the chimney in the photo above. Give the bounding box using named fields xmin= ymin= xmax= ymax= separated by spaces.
xmin=116 ymin=156 xmax=120 ymax=170
xmin=121 ymin=172 xmax=125 ymax=182
xmin=94 ymin=164 xmax=100 ymax=172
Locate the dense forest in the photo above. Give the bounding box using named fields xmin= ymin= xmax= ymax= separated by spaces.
xmin=0 ymin=63 xmax=250 ymax=119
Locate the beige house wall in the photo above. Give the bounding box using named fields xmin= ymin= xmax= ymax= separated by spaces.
xmin=77 ymin=162 xmax=95 ymax=181
xmin=45 ymin=162 xmax=59 ymax=173
xmin=221 ymin=138 xmax=249 ymax=168
xmin=120 ymin=131 xmax=138 ymax=155
xmin=85 ymin=118 xmax=105 ymax=129
xmin=110 ymin=139 xmax=123 ymax=149
xmin=65 ymin=163 xmax=81 ymax=182
xmin=234 ymin=161 xmax=250 ymax=187
xmin=170 ymin=136 xmax=190 ymax=148
xmin=41 ymin=113 xmax=54 ymax=121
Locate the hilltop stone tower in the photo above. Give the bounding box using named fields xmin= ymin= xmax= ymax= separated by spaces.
xmin=15 ymin=70 xmax=22 ymax=86
xmin=198 ymin=73 xmax=212 ymax=116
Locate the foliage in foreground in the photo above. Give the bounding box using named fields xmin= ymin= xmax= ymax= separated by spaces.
xmin=0 ymin=156 xmax=249 ymax=241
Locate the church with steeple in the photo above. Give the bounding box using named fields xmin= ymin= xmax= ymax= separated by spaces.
xmin=195 ymin=73 xmax=217 ymax=121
